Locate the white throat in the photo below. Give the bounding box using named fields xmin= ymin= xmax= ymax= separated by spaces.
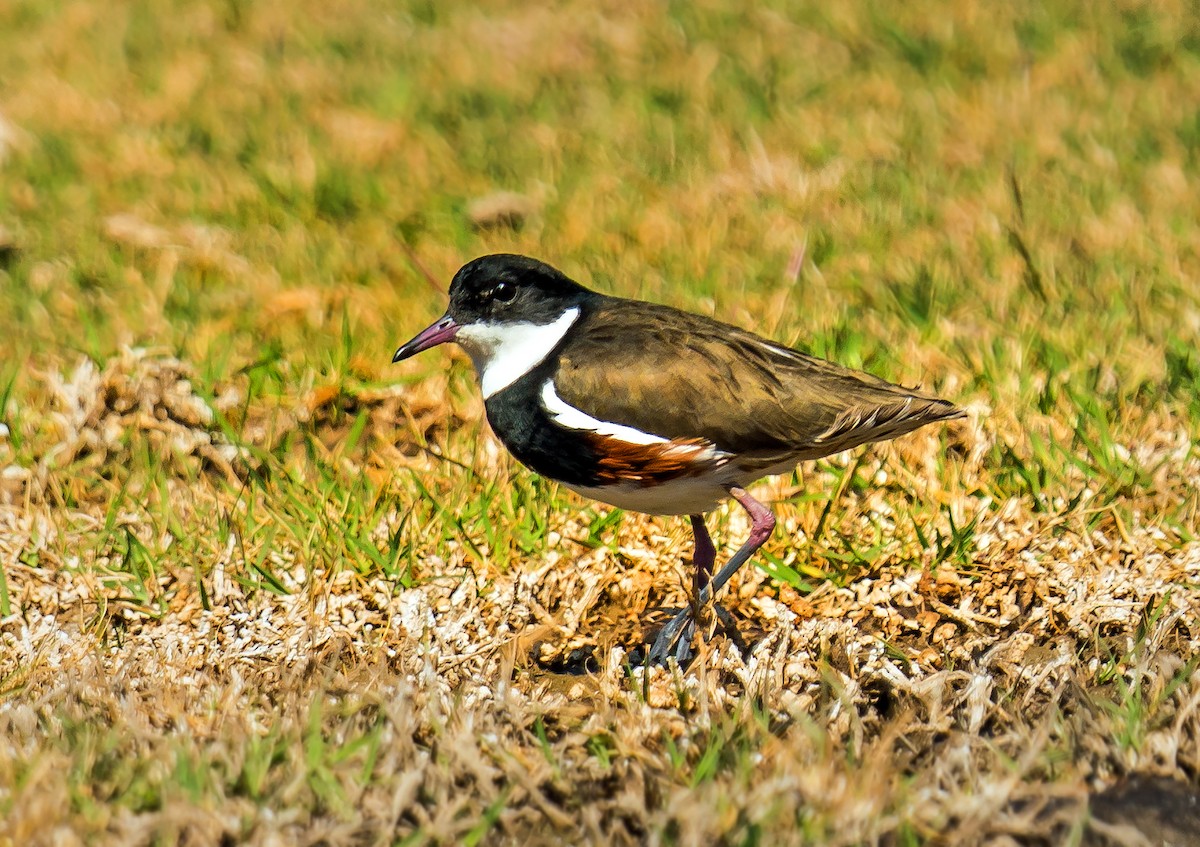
xmin=457 ymin=307 xmax=581 ymax=399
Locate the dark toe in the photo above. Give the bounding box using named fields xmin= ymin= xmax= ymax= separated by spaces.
xmin=645 ymin=609 xmax=694 ymax=666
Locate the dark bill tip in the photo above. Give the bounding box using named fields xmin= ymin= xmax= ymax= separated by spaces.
xmin=392 ymin=314 xmax=460 ymax=363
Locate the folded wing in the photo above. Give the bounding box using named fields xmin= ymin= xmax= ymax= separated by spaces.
xmin=554 ymin=300 xmax=964 ymax=461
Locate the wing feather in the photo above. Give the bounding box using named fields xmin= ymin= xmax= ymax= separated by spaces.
xmin=555 ymin=299 xmax=963 ymax=459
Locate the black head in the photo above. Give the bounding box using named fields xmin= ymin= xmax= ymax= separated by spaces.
xmin=446 ymin=254 xmax=592 ymax=326
xmin=392 ymin=254 xmax=594 ymax=362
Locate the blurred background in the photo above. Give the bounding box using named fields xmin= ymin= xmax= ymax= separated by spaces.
xmin=2 ymin=0 xmax=1196 ymax=401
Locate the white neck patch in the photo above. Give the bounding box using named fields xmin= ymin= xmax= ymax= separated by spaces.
xmin=457 ymin=307 xmax=581 ymax=399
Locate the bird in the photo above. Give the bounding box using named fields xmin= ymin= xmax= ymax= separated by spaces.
xmin=392 ymin=253 xmax=966 ymax=665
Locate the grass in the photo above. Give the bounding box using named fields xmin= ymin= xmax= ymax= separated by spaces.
xmin=2 ymin=0 xmax=1200 ymax=844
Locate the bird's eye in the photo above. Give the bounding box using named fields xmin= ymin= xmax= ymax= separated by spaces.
xmin=492 ymin=281 xmax=517 ymax=302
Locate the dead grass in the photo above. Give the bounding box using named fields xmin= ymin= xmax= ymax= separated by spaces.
xmin=2 ymin=341 xmax=1198 ymax=846
xmin=2 ymin=0 xmax=1200 ymax=844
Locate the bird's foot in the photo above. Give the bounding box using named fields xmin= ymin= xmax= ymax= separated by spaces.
xmin=646 ymin=608 xmax=696 ymax=666
xmin=644 ymin=603 xmax=741 ymax=667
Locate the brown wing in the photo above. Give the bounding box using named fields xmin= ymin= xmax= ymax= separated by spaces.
xmin=556 ymin=298 xmax=964 ymax=460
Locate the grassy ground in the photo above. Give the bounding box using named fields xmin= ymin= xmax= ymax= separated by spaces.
xmin=2 ymin=0 xmax=1199 ymax=844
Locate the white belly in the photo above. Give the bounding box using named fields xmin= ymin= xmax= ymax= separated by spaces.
xmin=560 ymin=476 xmax=732 ymax=516
xmin=557 ymin=452 xmax=803 ymax=515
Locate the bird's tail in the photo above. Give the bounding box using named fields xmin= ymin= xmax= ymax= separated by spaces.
xmin=812 ymin=393 xmax=965 ymax=455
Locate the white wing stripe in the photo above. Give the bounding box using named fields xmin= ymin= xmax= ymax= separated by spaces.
xmin=540 ymin=380 xmax=668 ymax=445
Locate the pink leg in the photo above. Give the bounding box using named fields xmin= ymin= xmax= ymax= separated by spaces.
xmin=647 ymin=488 xmax=776 ymax=665
xmin=690 ymin=514 xmax=716 ymax=599
xmin=702 ymin=487 xmax=776 ymax=603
